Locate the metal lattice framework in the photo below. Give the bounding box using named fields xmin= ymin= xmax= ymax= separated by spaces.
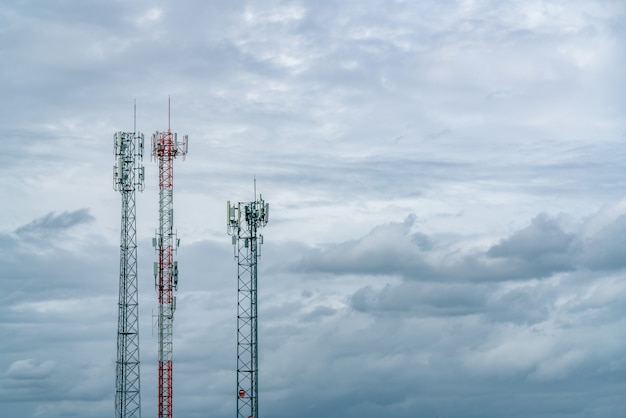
xmin=151 ymin=114 xmax=187 ymax=418
xmin=113 ymin=131 xmax=145 ymax=418
xmin=227 ymin=194 xmax=269 ymax=418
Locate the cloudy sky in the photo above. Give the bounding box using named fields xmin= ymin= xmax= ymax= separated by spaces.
xmin=1 ymin=0 xmax=626 ymax=417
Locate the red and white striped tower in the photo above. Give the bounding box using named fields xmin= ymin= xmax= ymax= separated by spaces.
xmin=151 ymin=100 xmax=187 ymax=418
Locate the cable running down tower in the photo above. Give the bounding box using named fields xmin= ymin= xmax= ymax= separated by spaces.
xmin=113 ymin=127 xmax=145 ymax=418
xmin=227 ymin=192 xmax=269 ymax=418
xmin=151 ymin=102 xmax=188 ymax=418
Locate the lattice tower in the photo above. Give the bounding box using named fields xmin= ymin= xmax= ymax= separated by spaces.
xmin=151 ymin=106 xmax=188 ymax=418
xmin=227 ymin=193 xmax=269 ymax=418
xmin=113 ymin=130 xmax=145 ymax=418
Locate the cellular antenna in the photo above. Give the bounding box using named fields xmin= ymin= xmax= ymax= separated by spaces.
xmin=151 ymin=101 xmax=188 ymax=418
xmin=227 ymin=187 xmax=270 ymax=418
xmin=113 ymin=114 xmax=146 ymax=418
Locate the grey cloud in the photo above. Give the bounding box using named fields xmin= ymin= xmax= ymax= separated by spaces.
xmin=483 ymin=213 xmax=577 ymax=278
xmin=261 ymin=156 xmax=466 ymax=203
xmin=485 ymin=287 xmax=551 ymax=325
xmin=580 ymin=214 xmax=626 ymax=271
xmin=14 ymin=208 xmax=94 ymax=237
xmin=298 ymin=214 xmax=434 ymax=277
xmin=298 ymin=211 xmax=626 ymax=284
xmin=351 ymin=282 xmax=487 ymax=317
xmin=295 ymin=214 xmax=514 ymax=282
xmin=487 ymin=213 xmax=576 ymax=260
xmin=299 ymin=305 xmax=337 ymax=322
xmin=0 ymin=216 xmax=120 ymax=412
xmin=350 ymin=280 xmax=552 ymax=325
xmin=488 ymin=211 xmax=626 ymax=276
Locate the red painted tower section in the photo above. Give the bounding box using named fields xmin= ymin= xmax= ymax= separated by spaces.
xmin=151 ymin=100 xmax=187 ymax=418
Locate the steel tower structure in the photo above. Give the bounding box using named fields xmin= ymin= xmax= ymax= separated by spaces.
xmin=227 ymin=192 xmax=269 ymax=418
xmin=151 ymin=104 xmax=188 ymax=418
xmin=113 ymin=128 xmax=145 ymax=418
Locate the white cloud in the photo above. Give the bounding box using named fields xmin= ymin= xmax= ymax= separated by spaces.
xmin=135 ymin=7 xmax=162 ymax=27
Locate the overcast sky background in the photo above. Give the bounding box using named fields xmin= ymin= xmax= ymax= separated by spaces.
xmin=1 ymin=0 xmax=626 ymax=417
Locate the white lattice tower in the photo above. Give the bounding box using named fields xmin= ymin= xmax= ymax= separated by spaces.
xmin=113 ymin=130 xmax=145 ymax=418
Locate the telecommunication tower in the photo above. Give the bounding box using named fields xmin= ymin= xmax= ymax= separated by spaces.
xmin=151 ymin=101 xmax=188 ymax=418
xmin=113 ymin=122 xmax=145 ymax=418
xmin=227 ymin=191 xmax=269 ymax=418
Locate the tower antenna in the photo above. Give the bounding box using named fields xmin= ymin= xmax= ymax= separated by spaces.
xmin=113 ymin=110 xmax=145 ymax=418
xmin=151 ymin=100 xmax=188 ymax=418
xmin=227 ymin=186 xmax=270 ymax=418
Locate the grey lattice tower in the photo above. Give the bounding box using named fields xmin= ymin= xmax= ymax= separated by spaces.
xmin=227 ymin=193 xmax=269 ymax=418
xmin=113 ymin=129 xmax=145 ymax=418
